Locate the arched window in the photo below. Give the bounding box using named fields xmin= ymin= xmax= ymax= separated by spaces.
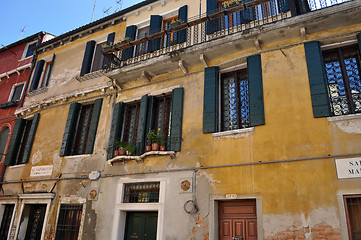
xmin=0 ymin=127 xmax=10 ymax=161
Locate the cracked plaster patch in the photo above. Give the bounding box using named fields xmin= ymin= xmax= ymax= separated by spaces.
xmin=51 ymin=68 xmax=80 ymax=86
xmin=334 ymin=120 xmax=361 ymax=134
xmin=31 ymin=150 xmax=42 ymax=165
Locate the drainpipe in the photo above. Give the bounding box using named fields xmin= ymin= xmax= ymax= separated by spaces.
xmin=19 ymin=32 xmax=44 ymax=108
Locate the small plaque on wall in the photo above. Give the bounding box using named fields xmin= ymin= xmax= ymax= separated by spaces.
xmin=30 ymin=165 xmax=53 ymax=177
xmin=335 ymin=157 xmax=361 ymax=179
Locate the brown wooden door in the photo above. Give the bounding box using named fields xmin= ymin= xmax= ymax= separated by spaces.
xmin=219 ymin=200 xmax=257 ymax=240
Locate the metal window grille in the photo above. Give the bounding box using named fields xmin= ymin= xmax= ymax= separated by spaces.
xmin=152 ymin=95 xmax=172 ymax=147
xmin=0 ymin=204 xmax=14 ymax=239
xmin=123 ymin=182 xmax=160 ymax=203
xmin=121 ymin=102 xmax=141 ymax=146
xmin=221 ymin=69 xmax=250 ymax=131
xmin=346 ymin=197 xmax=361 ymax=240
xmin=55 ymin=204 xmax=83 ymax=240
xmin=323 ymin=45 xmax=361 ymax=116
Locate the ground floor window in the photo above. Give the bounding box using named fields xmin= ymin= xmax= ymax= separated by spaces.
xmin=345 ymin=195 xmax=361 ymax=240
xmin=18 ymin=204 xmax=46 ymax=240
xmin=55 ymin=204 xmax=83 ymax=240
xmin=0 ymin=204 xmax=15 ymax=239
xmin=124 ymin=211 xmax=158 ymax=240
xmin=218 ymin=199 xmax=257 ymax=240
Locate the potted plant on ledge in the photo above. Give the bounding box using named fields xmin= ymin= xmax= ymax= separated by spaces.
xmin=115 ymin=139 xmax=126 ymax=156
xmin=147 ymin=130 xmax=161 ymax=151
xmin=125 ymin=144 xmax=135 ymax=156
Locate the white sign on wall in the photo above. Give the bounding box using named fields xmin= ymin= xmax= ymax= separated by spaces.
xmin=30 ymin=165 xmax=53 ymax=177
xmin=335 ymin=157 xmax=361 ymax=179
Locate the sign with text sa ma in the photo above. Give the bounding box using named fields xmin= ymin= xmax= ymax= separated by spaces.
xmin=335 ymin=157 xmax=361 ymax=179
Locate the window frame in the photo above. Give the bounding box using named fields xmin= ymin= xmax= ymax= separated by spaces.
xmin=0 ymin=202 xmax=16 ymax=240
xmin=344 ymin=195 xmax=361 ymax=240
xmin=134 ymin=26 xmax=150 ymax=57
xmin=22 ymin=41 xmax=37 ymax=59
xmin=55 ymin=204 xmax=84 ymax=240
xmin=121 ymin=101 xmax=141 ymax=147
xmin=90 ymin=41 xmax=106 ymax=73
xmin=8 ymin=82 xmax=25 ymax=102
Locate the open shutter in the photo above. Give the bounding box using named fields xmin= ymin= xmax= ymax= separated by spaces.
xmin=148 ymin=15 xmax=162 ymax=53
xmin=60 ymin=103 xmax=81 ymax=156
xmin=43 ymin=54 xmax=56 ymax=87
xmin=20 ymin=113 xmax=40 ymax=164
xmin=206 ymin=0 xmax=219 ymax=34
xmin=357 ymin=33 xmax=361 ymax=53
xmin=121 ymin=26 xmax=137 ymax=61
xmin=107 ymin=102 xmax=125 ymax=160
xmin=304 ymin=42 xmax=331 ymax=118
xmin=277 ymin=0 xmax=290 ymax=12
xmin=85 ymin=98 xmax=103 ymax=154
xmin=248 ymin=54 xmax=265 ymax=126
xmin=241 ymin=0 xmax=255 ymax=24
xmin=4 ymin=119 xmax=26 ymax=166
xmin=170 ymin=88 xmax=184 ymax=151
xmin=136 ymin=95 xmax=149 ymax=155
xmin=203 ymin=67 xmax=219 ymax=133
xmin=102 ymin=32 xmax=116 ymax=69
xmin=30 ymin=60 xmax=45 ymax=91
xmin=177 ymin=5 xmax=188 ymax=44
xmin=80 ymin=40 xmax=96 ymax=76
xmin=146 ymin=96 xmax=154 ymax=144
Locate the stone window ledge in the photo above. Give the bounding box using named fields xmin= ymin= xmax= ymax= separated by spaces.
xmin=212 ymin=127 xmax=254 ymax=140
xmin=107 ymin=151 xmax=175 ymax=166
xmin=27 ymin=87 xmax=48 ymax=97
xmin=75 ymin=70 xmax=106 ymax=82
xmin=327 ymin=113 xmax=361 ymax=122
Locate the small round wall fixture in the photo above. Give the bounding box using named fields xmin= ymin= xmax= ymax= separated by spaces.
xmin=181 ymin=180 xmax=190 ymax=191
xmin=184 ymin=200 xmax=198 ymax=214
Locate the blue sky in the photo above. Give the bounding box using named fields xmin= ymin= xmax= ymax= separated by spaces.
xmin=0 ymin=0 xmax=143 ymax=46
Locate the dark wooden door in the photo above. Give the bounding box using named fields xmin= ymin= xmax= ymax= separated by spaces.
xmin=124 ymin=211 xmax=158 ymax=240
xmin=25 ymin=204 xmax=46 ymax=240
xmin=219 ymin=200 xmax=257 ymax=240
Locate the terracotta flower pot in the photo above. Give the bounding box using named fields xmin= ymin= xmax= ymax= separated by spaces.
xmin=126 ymin=150 xmax=133 ymax=156
xmin=146 ymin=145 xmax=152 ymax=151
xmin=151 ymin=143 xmax=160 ymax=151
xmin=160 ymin=146 xmax=166 ymax=151
xmin=119 ymin=147 xmax=124 ymax=155
xmin=114 ymin=149 xmax=119 ymax=157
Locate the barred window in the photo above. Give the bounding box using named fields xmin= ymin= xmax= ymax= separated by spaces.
xmin=345 ymin=196 xmax=361 ymax=239
xmin=221 ymin=69 xmax=250 ymax=131
xmin=323 ymin=45 xmax=361 ymax=116
xmin=55 ymin=204 xmax=83 ymax=240
xmin=123 ymin=182 xmax=160 ymax=203
xmin=151 ymin=95 xmax=172 ymax=146
xmin=121 ymin=102 xmax=141 ymax=146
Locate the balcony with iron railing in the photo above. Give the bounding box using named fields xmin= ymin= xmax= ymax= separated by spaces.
xmin=102 ymin=0 xmax=353 ymax=84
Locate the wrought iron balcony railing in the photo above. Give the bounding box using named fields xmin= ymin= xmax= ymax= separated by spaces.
xmin=103 ymin=0 xmax=351 ymax=70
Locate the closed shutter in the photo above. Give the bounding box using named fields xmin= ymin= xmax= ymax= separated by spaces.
xmin=102 ymin=32 xmax=116 ymax=69
xmin=357 ymin=33 xmax=361 ymax=53
xmin=248 ymin=54 xmax=265 ymax=126
xmin=80 ymin=40 xmax=96 ymax=76
xmin=294 ymin=0 xmax=311 ymax=14
xmin=203 ymin=67 xmax=219 ymax=133
xmin=4 ymin=119 xmax=26 ymax=166
xmin=170 ymin=88 xmax=184 ymax=151
xmin=19 ymin=113 xmax=40 ymax=164
xmin=177 ymin=5 xmax=188 ymax=44
xmin=121 ymin=26 xmax=137 ymax=61
xmin=107 ymin=102 xmax=125 ymax=160
xmin=148 ymin=15 xmax=162 ymax=53
xmin=277 ymin=0 xmax=290 ymax=12
xmin=60 ymin=103 xmax=81 ymax=156
xmin=206 ymin=0 xmax=219 ymax=34
xmin=304 ymin=42 xmax=331 ymax=117
xmin=30 ymin=60 xmax=45 ymax=91
xmin=241 ymin=0 xmax=255 ymax=24
xmin=85 ymin=98 xmax=103 ymax=154
xmin=136 ymin=95 xmax=149 ymax=155
xmin=44 ymin=54 xmax=56 ymax=87
xmin=146 ymin=96 xmax=154 ymax=143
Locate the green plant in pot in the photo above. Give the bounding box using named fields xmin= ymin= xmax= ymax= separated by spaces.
xmin=115 ymin=139 xmax=126 ymax=155
xmin=147 ymin=130 xmax=161 ymax=151
xmin=124 ymin=143 xmax=135 ymax=156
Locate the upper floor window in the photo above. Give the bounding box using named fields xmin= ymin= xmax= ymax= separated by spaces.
xmin=0 ymin=204 xmax=15 ymax=239
xmin=29 ymin=54 xmax=56 ymax=92
xmin=9 ymin=83 xmax=25 ymax=102
xmin=134 ymin=26 xmax=149 ymax=57
xmin=304 ymin=37 xmax=361 ymax=118
xmin=23 ymin=41 xmax=37 ymax=59
xmin=0 ymin=127 xmax=10 ymax=162
xmin=60 ymin=99 xmax=103 ymax=157
xmin=4 ymin=114 xmax=40 ymax=166
xmin=323 ymin=45 xmax=361 ymax=116
xmin=203 ymin=55 xmax=264 ymax=133
xmin=107 ymin=88 xmax=184 ymax=159
xmin=80 ymin=32 xmax=115 ymax=76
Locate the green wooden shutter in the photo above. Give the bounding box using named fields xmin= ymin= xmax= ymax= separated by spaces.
xmin=19 ymin=113 xmax=40 ymax=164
xmin=4 ymin=119 xmax=26 ymax=166
xmin=80 ymin=40 xmax=96 ymax=76
xmin=30 ymin=60 xmax=45 ymax=91
xmin=102 ymin=32 xmax=116 ymax=70
xmin=60 ymin=103 xmax=81 ymax=156
xmin=248 ymin=54 xmax=265 ymax=126
xmin=241 ymin=0 xmax=255 ymax=23
xmin=170 ymin=88 xmax=184 ymax=151
xmin=146 ymin=96 xmax=154 ymax=145
xmin=121 ymin=26 xmax=137 ymax=61
xmin=136 ymin=95 xmax=149 ymax=155
xmin=206 ymin=0 xmax=219 ymax=34
xmin=203 ymin=67 xmax=219 ymax=133
xmin=304 ymin=42 xmax=331 ymax=118
xmin=277 ymin=0 xmax=290 ymax=12
xmin=85 ymin=98 xmax=103 ymax=154
xmin=177 ymin=5 xmax=188 ymax=44
xmin=44 ymin=54 xmax=56 ymax=87
xmin=357 ymin=33 xmax=361 ymax=54
xmin=107 ymin=102 xmax=125 ymax=160
xmin=149 ymin=15 xmax=162 ymax=53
